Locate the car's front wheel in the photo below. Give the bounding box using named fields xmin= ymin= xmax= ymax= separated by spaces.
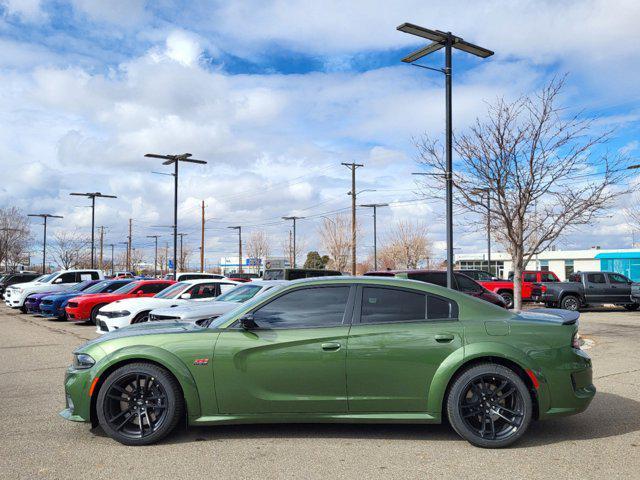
xmin=498 ymin=291 xmax=514 ymax=309
xmin=96 ymin=362 xmax=184 ymax=446
xmin=446 ymin=363 xmax=532 ymax=448
xmin=90 ymin=304 xmax=107 ymax=325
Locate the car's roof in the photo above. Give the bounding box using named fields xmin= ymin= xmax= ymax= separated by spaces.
xmin=134 ymin=279 xmax=174 ymax=284
xmin=245 ymin=280 xmax=288 ymax=286
xmin=178 ymin=278 xmax=238 ymax=285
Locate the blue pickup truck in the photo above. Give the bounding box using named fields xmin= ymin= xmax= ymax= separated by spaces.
xmin=532 ymin=271 xmax=639 ymax=311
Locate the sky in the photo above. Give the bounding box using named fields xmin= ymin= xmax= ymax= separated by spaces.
xmin=1 ymin=0 xmax=639 ymax=268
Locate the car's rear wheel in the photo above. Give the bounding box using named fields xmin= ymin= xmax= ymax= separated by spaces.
xmin=90 ymin=304 xmax=107 ymax=325
xmin=131 ymin=311 xmax=150 ymax=324
xmin=624 ymin=303 xmax=639 ymax=311
xmin=446 ymin=363 xmax=532 ymax=448
xmin=96 ymin=362 xmax=184 ymax=446
xmin=498 ymin=291 xmax=514 ymax=309
xmin=560 ymin=295 xmax=580 ymax=311
xmin=20 ymin=305 xmax=27 ymax=313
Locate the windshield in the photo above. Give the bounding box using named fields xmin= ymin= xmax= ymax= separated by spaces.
xmin=215 ymin=284 xmax=264 ymax=303
xmin=69 ymin=280 xmax=92 ymax=292
xmin=112 ymin=282 xmax=141 ymax=294
xmin=84 ymin=280 xmax=118 ymax=294
xmin=206 ymin=284 xmax=286 ymax=328
xmin=154 ymin=282 xmax=189 ymax=299
xmin=263 ymin=269 xmax=284 ymax=280
xmin=38 ymin=273 xmax=57 ymax=283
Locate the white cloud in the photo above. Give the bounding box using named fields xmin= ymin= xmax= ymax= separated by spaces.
xmin=1 ymin=0 xmax=47 ymax=23
xmin=164 ymin=30 xmax=203 ymax=67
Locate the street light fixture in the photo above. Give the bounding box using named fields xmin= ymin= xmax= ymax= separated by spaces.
xmin=282 ymin=216 xmax=305 ymax=268
xmin=227 ymin=226 xmax=242 ymax=274
xmin=398 ymin=22 xmax=493 ymax=289
xmin=27 ymin=213 xmax=63 ymax=274
xmin=69 ymin=192 xmax=117 ymax=269
xmin=359 ymin=203 xmax=388 ymax=271
xmin=145 ymin=153 xmax=208 ymax=278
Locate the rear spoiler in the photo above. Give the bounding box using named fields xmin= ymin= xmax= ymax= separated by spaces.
xmin=526 ymin=308 xmax=580 ymax=325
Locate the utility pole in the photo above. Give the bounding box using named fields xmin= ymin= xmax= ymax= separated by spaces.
xmin=282 ymin=216 xmax=304 ymax=268
xmin=177 ymin=233 xmax=188 ymax=271
xmin=359 ymin=203 xmax=388 ymax=271
xmin=145 ymin=153 xmax=208 ymax=278
xmin=228 ymin=226 xmax=242 ymax=273
xmin=27 ymin=214 xmax=63 ymax=274
xmin=342 ymin=162 xmax=364 ymax=275
xmin=201 ymin=201 xmax=205 ymax=272
xmin=107 ymin=243 xmax=115 ymax=276
xmin=397 ymin=23 xmax=493 ymax=288
xmin=127 ymin=219 xmax=132 ymax=272
xmin=146 ymin=235 xmax=160 ymax=277
xmin=69 ymin=192 xmax=117 ymax=268
xmin=98 ymin=226 xmax=105 ymax=271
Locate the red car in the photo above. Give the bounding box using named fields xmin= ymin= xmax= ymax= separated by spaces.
xmin=65 ymin=279 xmax=175 ymax=324
xmin=508 ymin=270 xmax=560 ymax=300
xmin=457 ymin=269 xmax=516 ymax=308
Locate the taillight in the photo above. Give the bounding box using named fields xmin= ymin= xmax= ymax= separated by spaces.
xmin=572 ymin=333 xmax=581 ymax=349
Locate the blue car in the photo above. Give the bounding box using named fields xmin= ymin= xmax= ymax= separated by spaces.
xmin=39 ymin=279 xmax=133 ymax=320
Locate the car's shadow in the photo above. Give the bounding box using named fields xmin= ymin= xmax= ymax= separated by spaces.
xmin=141 ymin=391 xmax=638 ymax=447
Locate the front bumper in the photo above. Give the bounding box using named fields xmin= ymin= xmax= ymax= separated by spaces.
xmin=95 ymin=314 xmax=132 ymax=334
xmin=40 ymin=304 xmax=65 ymax=318
xmin=60 ymin=366 xmax=94 ymax=423
xmin=65 ymin=305 xmax=90 ymax=322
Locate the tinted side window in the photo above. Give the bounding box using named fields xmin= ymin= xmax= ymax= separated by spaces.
xmin=188 ymin=283 xmax=220 ymax=299
xmin=608 ymin=273 xmax=629 ymax=284
xmin=139 ymin=283 xmax=171 ymax=294
xmin=361 ymin=287 xmax=425 ymax=324
xmin=78 ymin=271 xmax=98 ymax=281
xmin=251 ymin=286 xmax=350 ymax=328
xmin=541 ymin=273 xmax=557 ymax=282
xmin=427 ymin=295 xmax=458 ymax=319
xmin=408 ymin=272 xmax=446 ymax=287
xmin=523 ymin=273 xmax=537 ymax=282
xmin=106 ymin=281 xmax=128 ymax=292
xmin=455 ymin=274 xmax=482 ymax=292
xmin=58 ymin=272 xmax=78 ymax=283
xmin=587 ymin=273 xmax=606 ymax=284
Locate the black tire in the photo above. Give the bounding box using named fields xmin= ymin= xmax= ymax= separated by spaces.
xmin=20 ymin=305 xmax=27 ymax=314
xmin=446 ymin=363 xmax=532 ymax=448
xmin=96 ymin=362 xmax=184 ymax=446
xmin=560 ymin=295 xmax=580 ymax=311
xmin=131 ymin=311 xmax=150 ymax=324
xmin=90 ymin=304 xmax=107 ymax=325
xmin=624 ymin=303 xmax=639 ymax=311
xmin=499 ymin=291 xmax=514 ymax=309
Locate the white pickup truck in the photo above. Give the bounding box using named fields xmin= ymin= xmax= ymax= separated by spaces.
xmin=4 ymin=269 xmax=104 ymax=312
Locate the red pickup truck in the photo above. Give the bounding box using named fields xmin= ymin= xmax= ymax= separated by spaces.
xmin=458 ymin=269 xmax=560 ymax=308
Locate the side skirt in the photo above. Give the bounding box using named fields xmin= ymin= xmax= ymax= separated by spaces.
xmin=190 ymin=412 xmax=441 ymax=426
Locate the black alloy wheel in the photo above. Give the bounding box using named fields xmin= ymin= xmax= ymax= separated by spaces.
xmin=447 ymin=363 xmax=532 ymax=448
xmin=561 ymin=295 xmax=580 ymax=311
xmin=90 ymin=304 xmax=106 ymax=325
xmin=499 ymin=292 xmax=514 ymax=309
xmin=96 ymin=363 xmax=183 ymax=446
xmin=624 ymin=303 xmax=639 ymax=311
xmin=131 ymin=311 xmax=150 ymax=324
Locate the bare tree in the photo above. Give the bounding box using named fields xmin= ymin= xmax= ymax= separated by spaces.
xmin=0 ymin=207 xmax=31 ymax=270
xmin=417 ymin=77 xmax=628 ymax=309
xmin=625 ymin=193 xmax=640 ymax=246
xmin=179 ymin=245 xmax=193 ymax=271
xmin=317 ymin=214 xmax=353 ymax=272
xmin=51 ymin=229 xmax=90 ymax=269
xmin=281 ymin=231 xmax=308 ymax=268
xmin=246 ymin=231 xmax=271 ymax=263
xmin=379 ymin=220 xmax=432 ymax=269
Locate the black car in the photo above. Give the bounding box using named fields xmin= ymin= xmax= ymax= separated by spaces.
xmin=263 ymin=268 xmax=342 ymax=281
xmin=532 ymin=271 xmax=639 ymax=311
xmin=0 ymin=272 xmax=41 ymax=299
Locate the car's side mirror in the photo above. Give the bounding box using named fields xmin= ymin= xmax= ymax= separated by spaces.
xmin=239 ymin=314 xmax=258 ymax=330
xmin=180 ymin=293 xmax=192 ymax=299
xmin=136 ymin=290 xmax=145 ymax=295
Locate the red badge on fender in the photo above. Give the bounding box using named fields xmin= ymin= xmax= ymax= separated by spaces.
xmin=193 ymin=358 xmax=209 ymax=366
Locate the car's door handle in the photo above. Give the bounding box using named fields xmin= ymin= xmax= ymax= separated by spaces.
xmin=321 ymin=342 xmax=341 ymax=351
xmin=435 ymin=334 xmax=455 ymax=343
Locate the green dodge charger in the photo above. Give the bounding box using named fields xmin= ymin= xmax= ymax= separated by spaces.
xmin=61 ymin=276 xmax=595 ymax=448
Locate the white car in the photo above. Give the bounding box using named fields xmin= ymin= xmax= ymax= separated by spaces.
xmin=4 ymin=269 xmax=104 ymax=311
xmin=95 ymin=278 xmax=238 ymax=333
xmin=148 ymin=280 xmax=287 ymax=324
xmin=162 ymin=272 xmax=225 ymax=281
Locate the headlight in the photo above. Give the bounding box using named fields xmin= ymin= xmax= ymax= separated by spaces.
xmin=101 ymin=310 xmax=131 ymax=318
xmin=72 ymin=353 xmax=95 ymax=369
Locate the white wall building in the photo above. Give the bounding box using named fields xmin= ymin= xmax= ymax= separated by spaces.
xmin=455 ymin=247 xmax=640 ymax=281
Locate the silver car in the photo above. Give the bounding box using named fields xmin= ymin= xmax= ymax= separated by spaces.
xmin=147 ymin=280 xmax=287 ymax=324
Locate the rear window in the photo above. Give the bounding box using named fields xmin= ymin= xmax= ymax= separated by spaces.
xmin=407 ymin=272 xmax=446 ymax=287
xmin=587 ymin=273 xmax=606 ymax=284
xmin=360 ymin=286 xmax=458 ymax=323
xmin=523 ymin=273 xmax=537 ymax=282
xmin=263 ymin=269 xmax=284 ymax=280
xmin=541 ymin=273 xmax=557 ymax=282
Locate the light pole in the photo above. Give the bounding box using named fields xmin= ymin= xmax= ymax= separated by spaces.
xmin=398 ymin=23 xmax=493 ymax=288
xmin=69 ymin=192 xmax=117 ymax=268
xmin=145 ymin=153 xmax=208 ymax=278
xmin=146 ymin=235 xmax=160 ymax=277
xmin=282 ymin=216 xmax=304 ymax=268
xmin=359 ymin=203 xmax=388 ymax=271
xmin=228 ymin=226 xmax=242 ymax=274
xmin=27 ymin=214 xmax=63 ymax=274
xmin=342 ymin=162 xmax=364 ymax=275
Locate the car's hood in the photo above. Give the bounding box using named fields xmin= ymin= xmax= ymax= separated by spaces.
xmin=44 ymin=291 xmax=85 ymax=301
xmin=8 ymin=281 xmax=47 ymax=290
xmin=151 ymin=301 xmax=239 ymax=318
xmin=27 ymin=290 xmax=59 ymax=300
xmin=79 ymin=321 xmax=203 ymax=350
xmin=100 ymin=297 xmax=181 ymax=311
xmin=514 ymin=308 xmax=579 ymax=325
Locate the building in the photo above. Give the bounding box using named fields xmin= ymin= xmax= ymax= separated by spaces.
xmin=455 ymin=247 xmax=640 ymax=281
xmin=218 ymin=256 xmax=290 ymax=276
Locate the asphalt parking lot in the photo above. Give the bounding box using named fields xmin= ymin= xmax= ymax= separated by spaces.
xmin=1 ymin=306 xmax=638 ymax=480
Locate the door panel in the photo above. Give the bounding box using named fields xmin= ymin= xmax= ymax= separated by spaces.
xmin=607 ymin=273 xmax=631 ymax=302
xmin=214 ymin=327 xmax=350 ymax=413
xmin=585 ymin=273 xmax=608 ymax=303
